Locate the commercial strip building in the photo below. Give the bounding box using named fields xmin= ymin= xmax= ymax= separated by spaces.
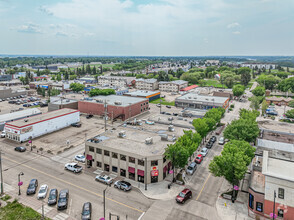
xmin=159 ymin=80 xmax=188 ymax=92
xmin=0 ymin=87 xmax=27 ymax=99
xmin=212 ymin=90 xmax=234 ymax=100
xmin=4 ymin=108 xmax=80 ymax=142
xmin=0 ymin=75 xmax=12 ymax=81
xmin=123 ymin=90 xmax=160 ymax=102
xmin=175 ymin=93 xmax=229 ymax=109
xmin=0 ymin=109 xmax=42 ymax=131
xmin=98 ymin=76 xmax=136 ymax=88
xmin=48 ymin=97 xmax=78 ymax=111
xmin=135 ymin=78 xmax=159 ymax=91
xmin=85 ymin=125 xmax=181 ymax=184
xmin=78 ymin=95 xmax=149 ymax=121
xmin=265 ymin=96 xmax=293 ymax=106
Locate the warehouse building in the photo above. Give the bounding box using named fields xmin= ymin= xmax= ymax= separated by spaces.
xmin=0 ymin=109 xmax=42 ymax=131
xmin=78 ymin=95 xmax=149 ymax=121
xmin=85 ymin=125 xmax=180 ymax=184
xmin=4 ymin=108 xmax=80 ymax=142
xmin=123 ymin=90 xmax=160 ymax=101
xmin=175 ymin=93 xmax=229 ymax=109
xmin=48 ymin=97 xmax=78 ymax=112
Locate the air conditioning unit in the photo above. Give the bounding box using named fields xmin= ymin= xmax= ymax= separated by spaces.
xmin=24 ymin=119 xmax=29 ymax=122
xmin=118 ymin=131 xmax=126 ymax=138
xmin=96 ymin=99 xmax=103 ymax=103
xmin=145 ymin=137 xmax=153 ymax=145
xmin=114 ymin=101 xmax=122 ymax=105
xmin=168 ymin=125 xmax=175 ymax=132
xmin=160 ymin=134 xmax=168 ymax=141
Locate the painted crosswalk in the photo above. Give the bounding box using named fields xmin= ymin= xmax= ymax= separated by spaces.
xmin=37 ymin=205 xmax=53 ymax=215
xmin=52 ymin=212 xmax=69 ymax=220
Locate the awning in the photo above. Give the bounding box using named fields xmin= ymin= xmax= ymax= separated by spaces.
xmin=163 ymin=166 xmax=167 ymax=173
xmin=86 ymin=154 xmax=92 ymax=160
xmin=128 ymin=167 xmax=135 ymax=174
xmin=151 ymin=170 xmax=159 ymax=177
xmin=137 ymin=169 xmax=144 ymax=176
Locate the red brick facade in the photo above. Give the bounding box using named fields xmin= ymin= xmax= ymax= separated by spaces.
xmin=78 ymin=100 xmax=149 ymax=121
xmin=264 ymin=200 xmax=294 ymax=220
xmin=248 ymin=188 xmax=265 ymax=216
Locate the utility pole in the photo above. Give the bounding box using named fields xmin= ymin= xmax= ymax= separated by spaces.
xmin=0 ymin=151 xmax=3 ymax=195
xmin=160 ymin=98 xmax=162 ymax=114
xmin=273 ymin=190 xmax=276 ymax=220
xmin=42 ymin=202 xmax=44 ymax=220
xmin=104 ymin=99 xmax=107 ymax=132
xmin=145 ymin=157 xmax=147 ymax=191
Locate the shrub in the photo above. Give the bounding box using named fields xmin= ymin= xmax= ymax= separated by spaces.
xmin=1 ymin=195 xmax=11 ymax=201
xmin=229 ymin=108 xmax=233 ymax=111
xmin=230 ymin=104 xmax=235 ymax=108
xmin=271 ymin=116 xmax=275 ymax=120
xmin=47 ymin=150 xmax=52 ymax=154
xmin=289 ymin=100 xmax=294 ymax=108
xmin=32 ymin=145 xmax=36 ymax=149
xmin=39 ymin=147 xmax=43 ymax=151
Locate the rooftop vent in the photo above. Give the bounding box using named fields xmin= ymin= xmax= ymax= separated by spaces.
xmin=24 ymin=119 xmax=29 ymax=122
xmin=114 ymin=101 xmax=122 ymax=105
xmin=66 ymin=99 xmax=70 ymax=102
xmin=160 ymin=134 xmax=168 ymax=141
xmin=168 ymin=125 xmax=175 ymax=132
xmin=96 ymin=99 xmax=103 ymax=103
xmin=118 ymin=131 xmax=126 ymax=138
xmin=145 ymin=137 xmax=153 ymax=145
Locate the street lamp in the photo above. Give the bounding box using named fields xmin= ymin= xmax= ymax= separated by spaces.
xmin=18 ymin=172 xmax=24 ymax=195
xmin=103 ymin=184 xmax=111 ymax=220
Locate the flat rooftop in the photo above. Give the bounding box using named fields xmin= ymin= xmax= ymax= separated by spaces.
xmin=87 ymin=123 xmax=185 ymax=157
xmin=260 ymin=128 xmax=294 ymax=143
xmin=0 ymin=108 xmax=41 ymax=123
xmin=250 ymin=170 xmax=265 ymax=193
xmin=83 ymin=95 xmax=148 ymax=107
xmin=5 ymin=108 xmax=79 ymax=128
xmin=124 ymin=90 xmax=160 ymax=97
xmin=176 ymin=93 xmax=229 ymax=104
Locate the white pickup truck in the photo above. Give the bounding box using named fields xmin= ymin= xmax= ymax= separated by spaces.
xmin=64 ymin=163 xmax=83 ymax=173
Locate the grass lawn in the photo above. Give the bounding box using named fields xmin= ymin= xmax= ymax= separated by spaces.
xmin=90 ymin=63 xmax=116 ymax=68
xmin=204 ymin=79 xmax=227 ymax=88
xmin=0 ymin=199 xmax=50 ymax=220
xmin=150 ymin=98 xmax=175 ymax=106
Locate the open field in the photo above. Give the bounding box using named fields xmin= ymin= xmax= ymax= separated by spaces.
xmin=150 ymin=98 xmax=175 ymax=106
xmin=203 ymin=79 xmax=227 ymax=88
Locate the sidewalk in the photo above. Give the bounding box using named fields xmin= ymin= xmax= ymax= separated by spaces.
xmin=216 ymin=179 xmax=252 ymax=220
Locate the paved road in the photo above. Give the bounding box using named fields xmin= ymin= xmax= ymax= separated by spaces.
xmin=1 ymin=144 xmax=153 ymax=220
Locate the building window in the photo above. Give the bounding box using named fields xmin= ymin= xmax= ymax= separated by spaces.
xmin=96 ymin=161 xmax=102 ymax=168
xmin=248 ymin=194 xmax=254 ymax=209
xmin=129 ymin=157 xmax=135 ymax=163
xmin=96 ymin=148 xmax=102 ymax=154
xmin=138 ymin=159 xmax=144 ymax=166
xmin=120 ymin=169 xmax=126 ymax=177
xmin=89 ymin=146 xmax=94 ymax=152
xmin=104 ymin=164 xmax=110 ymax=172
xmin=120 ymin=154 xmax=126 ymax=161
xmin=104 ymin=150 xmax=110 ymax=156
xmin=112 ymin=152 xmax=118 ymax=159
xmin=278 ymin=209 xmax=284 ymax=218
xmin=151 ymin=160 xmax=158 ymax=166
xmin=163 ymin=156 xmax=166 ymax=163
xmin=278 ymin=188 xmax=284 ymax=199
xmin=256 ymin=202 xmax=263 ymax=212
xmin=112 ymin=166 xmax=118 ymax=173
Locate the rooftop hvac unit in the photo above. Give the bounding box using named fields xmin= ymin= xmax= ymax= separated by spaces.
xmin=24 ymin=119 xmax=29 ymax=122
xmin=168 ymin=125 xmax=175 ymax=132
xmin=66 ymin=99 xmax=70 ymax=102
xmin=145 ymin=137 xmax=153 ymax=145
xmin=118 ymin=131 xmax=126 ymax=138
xmin=114 ymin=101 xmax=122 ymax=105
xmin=188 ymin=97 xmax=192 ymax=99
xmin=96 ymin=99 xmax=103 ymax=103
xmin=161 ymin=134 xmax=168 ymax=141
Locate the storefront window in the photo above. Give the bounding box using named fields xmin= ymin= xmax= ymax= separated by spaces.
xmin=138 ymin=159 xmax=144 ymax=166
xmin=256 ymin=202 xmax=263 ymax=212
xmin=278 ymin=209 xmax=284 ymax=218
xmin=104 ymin=164 xmax=109 ymax=172
xmin=151 ymin=160 xmax=158 ymax=166
xmin=96 ymin=161 xmax=102 ymax=168
xmin=112 ymin=166 xmax=117 ymax=173
xmin=96 ymin=148 xmax=102 ymax=154
xmin=112 ymin=152 xmax=118 ymax=159
xmin=249 ymin=193 xmax=254 ymax=209
xmin=129 ymin=157 xmax=135 ymax=163
xmin=120 ymin=169 xmax=126 ymax=177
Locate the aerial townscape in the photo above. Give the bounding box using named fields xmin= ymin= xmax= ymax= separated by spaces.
xmin=0 ymin=1 xmax=294 ymax=220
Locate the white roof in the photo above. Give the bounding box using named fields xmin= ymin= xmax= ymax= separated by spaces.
xmin=0 ymin=109 xmax=42 ymax=123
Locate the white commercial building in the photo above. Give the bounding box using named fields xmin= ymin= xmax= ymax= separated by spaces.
xmin=98 ymin=76 xmax=135 ymax=88
xmin=4 ymin=108 xmax=80 ymax=142
xmin=135 ymin=78 xmax=159 ymax=91
xmin=159 ymin=80 xmax=188 ymax=92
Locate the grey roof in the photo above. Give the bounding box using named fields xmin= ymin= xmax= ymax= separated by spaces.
xmin=124 ymin=90 xmax=160 ymax=97
xmin=136 ymin=78 xmax=158 ymax=83
xmin=0 ymin=109 xmax=42 ymax=123
xmin=176 ymin=93 xmax=229 ymax=104
xmin=159 ymin=80 xmax=187 ymax=85
xmin=84 ymin=95 xmax=148 ymax=107
xmin=257 ymin=139 xmax=294 ymax=153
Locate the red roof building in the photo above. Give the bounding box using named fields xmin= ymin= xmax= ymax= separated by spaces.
xmin=180 ymin=85 xmax=198 ymax=91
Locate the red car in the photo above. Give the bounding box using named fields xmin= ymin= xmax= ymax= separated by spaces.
xmin=176 ymin=188 xmax=192 ymax=204
xmin=194 ymin=154 xmax=203 ymax=164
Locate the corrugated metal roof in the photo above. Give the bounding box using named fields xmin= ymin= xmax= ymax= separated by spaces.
xmin=0 ymin=109 xmax=42 ymax=123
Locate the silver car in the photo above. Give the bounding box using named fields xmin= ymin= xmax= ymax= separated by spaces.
xmin=186 ymin=162 xmax=197 ymax=175
xmin=200 ymin=148 xmax=208 ymax=157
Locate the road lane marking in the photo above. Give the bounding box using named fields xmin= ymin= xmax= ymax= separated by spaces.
xmin=138 ymin=212 xmax=145 ymax=220
xmin=3 ymin=156 xmax=144 ymax=213
xmin=196 ymin=173 xmax=211 ymax=201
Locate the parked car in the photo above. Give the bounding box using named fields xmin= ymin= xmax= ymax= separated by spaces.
xmin=37 ymin=184 xmax=49 ymax=199
xmin=8 ymin=100 xmax=15 ymax=104
xmin=95 ymin=174 xmax=113 ymax=185
xmin=65 ymin=163 xmax=83 ymax=173
xmin=194 ymin=154 xmax=203 ymax=164
xmin=206 ymin=141 xmax=213 ymax=149
xmin=114 ymin=180 xmax=132 ymax=191
xmin=15 ymin=146 xmax=26 ymax=152
xmin=218 ymin=137 xmax=225 ymax=145
xmin=74 ymin=155 xmax=85 ymax=163
xmin=168 ymin=117 xmax=173 ymax=121
xmin=160 ymin=111 xmax=166 ymax=114
xmin=166 ymin=105 xmax=171 ymax=108
xmin=71 ymin=122 xmax=82 ymax=127
xmin=173 ymin=113 xmax=178 ymax=116
xmin=81 ymin=202 xmax=92 ymax=220
xmin=57 ymin=189 xmax=69 ymax=210
xmin=176 ymin=188 xmax=192 ymax=204
xmin=1 ymin=131 xmax=5 ymax=138
xmin=23 ymin=103 xmax=31 ymax=107
xmin=86 ymin=114 xmax=93 ymax=119
xmin=210 ymin=136 xmax=217 ymax=143
xmin=186 ymin=162 xmax=197 ymax=175
xmin=26 ymin=179 xmax=38 ymax=195
xmin=200 ymin=148 xmax=208 ymax=157
xmin=48 ymin=189 xmax=58 ymax=205
xmin=156 ymin=104 xmax=161 ymax=107
xmin=165 ymin=112 xmax=171 ymax=115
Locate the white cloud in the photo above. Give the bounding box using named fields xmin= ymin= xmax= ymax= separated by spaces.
xmin=227 ymin=22 xmax=240 ymax=29
xmin=55 ymin=31 xmax=68 ymax=37
xmin=203 ymin=38 xmax=209 ymax=43
xmin=85 ymin=32 xmax=95 ymax=36
xmin=16 ymin=23 xmax=43 ymax=34
xmin=232 ymin=31 xmax=240 ymax=35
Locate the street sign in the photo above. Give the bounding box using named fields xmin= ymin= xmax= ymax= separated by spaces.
xmin=18 ymin=182 xmax=23 ymax=186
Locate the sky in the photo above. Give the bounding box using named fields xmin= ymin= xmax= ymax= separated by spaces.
xmin=0 ymin=0 xmax=294 ymax=56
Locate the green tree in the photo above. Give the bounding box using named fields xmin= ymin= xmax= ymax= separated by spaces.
xmin=252 ymin=86 xmax=265 ymax=96
xmin=261 ymin=100 xmax=268 ymax=115
xmin=232 ymin=85 xmax=245 ymax=97
xmin=204 ymin=108 xmax=223 ymax=124
xmin=88 ymin=88 xmax=116 ymax=97
xmin=192 ymin=118 xmax=209 ymax=142
xmin=239 ymin=109 xmax=259 ymax=121
xmin=86 ymin=64 xmax=91 ymax=74
xmin=176 ymin=68 xmax=184 ymax=78
xmin=256 ymin=74 xmax=281 ymax=90
xmin=224 ymin=119 xmax=259 ymax=143
xmin=250 ymin=96 xmax=260 ymax=110
xmin=56 ymin=74 xmax=62 ymax=81
xmin=285 ymin=109 xmax=294 ymax=119
xmin=289 ymin=100 xmax=294 ymax=108
xmin=240 ymin=71 xmax=251 ymax=86
xmin=237 ymin=67 xmax=251 ymax=76
xmin=70 ymin=83 xmax=85 ymax=92
xmin=164 ymin=142 xmax=189 ymax=170
xmin=92 ymin=66 xmax=97 ymax=75
xmin=277 ymin=77 xmax=294 ymax=93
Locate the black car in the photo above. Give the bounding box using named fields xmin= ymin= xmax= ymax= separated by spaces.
xmin=15 ymin=146 xmax=26 ymax=152
xmin=57 ymin=189 xmax=69 ymax=210
xmin=210 ymin=136 xmax=217 ymax=143
xmin=160 ymin=111 xmax=166 ymax=114
xmin=71 ymin=122 xmax=82 ymax=127
xmin=86 ymin=115 xmax=93 ymax=119
xmin=81 ymin=202 xmax=92 ymax=220
xmin=173 ymin=113 xmax=178 ymax=116
xmin=166 ymin=105 xmax=171 ymax=108
xmin=48 ymin=189 xmax=58 ymax=205
xmin=206 ymin=142 xmax=213 ymax=149
xmin=26 ymin=179 xmax=38 ymax=195
xmin=165 ymin=112 xmax=171 ymax=115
